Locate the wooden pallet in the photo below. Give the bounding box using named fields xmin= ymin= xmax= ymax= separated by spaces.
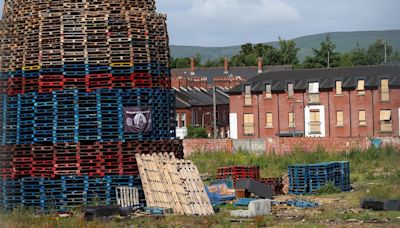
xmin=136 ymin=153 xmax=214 ymax=216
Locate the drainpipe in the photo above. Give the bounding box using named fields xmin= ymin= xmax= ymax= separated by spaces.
xmin=257 ymin=94 xmax=261 ymax=138
xmin=277 ymin=93 xmax=281 ymax=136
xmin=371 ymin=89 xmax=375 ymax=136
xmin=349 ymin=90 xmax=352 ymax=137
xmin=327 ymin=91 xmax=331 ymax=137
xmin=303 ymin=93 xmax=306 ymax=136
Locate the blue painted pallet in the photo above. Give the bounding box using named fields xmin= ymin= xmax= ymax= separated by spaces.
xmin=23 ymin=71 xmax=40 ymax=77
xmin=88 ymin=66 xmax=110 ymax=72
xmin=40 ymin=68 xmax=64 ymax=74
xmin=234 ymin=198 xmax=255 ymax=207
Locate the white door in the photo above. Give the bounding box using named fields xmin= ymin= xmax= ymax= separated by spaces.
xmin=305 ymin=105 xmax=325 ymax=137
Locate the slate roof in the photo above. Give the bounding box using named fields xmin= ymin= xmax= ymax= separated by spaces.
xmin=171 ymin=65 xmax=292 ymax=83
xmin=174 ymin=87 xmax=229 ymax=107
xmin=227 ymin=65 xmax=400 ymax=94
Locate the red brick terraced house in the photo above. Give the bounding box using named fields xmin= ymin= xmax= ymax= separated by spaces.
xmin=227 ymin=65 xmax=400 ymax=139
xmin=174 ymin=87 xmax=230 ymax=139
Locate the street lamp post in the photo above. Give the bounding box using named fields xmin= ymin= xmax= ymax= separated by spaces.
xmin=380 ymin=39 xmax=387 ymax=64
xmin=292 ymin=100 xmax=303 ymax=137
xmin=384 ymin=42 xmax=387 ymax=63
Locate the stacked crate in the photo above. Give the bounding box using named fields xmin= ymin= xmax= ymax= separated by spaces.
xmin=288 ymin=161 xmax=351 ymax=195
xmin=288 ymin=164 xmax=309 ymax=195
xmin=216 ymin=166 xmax=260 ymax=181
xmin=0 ymin=0 xmax=181 ymax=212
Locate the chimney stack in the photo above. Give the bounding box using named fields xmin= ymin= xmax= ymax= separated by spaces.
xmin=190 ymin=57 xmax=196 ymax=75
xmin=258 ymin=57 xmax=263 ymax=74
xmin=223 ymin=57 xmax=229 ymax=74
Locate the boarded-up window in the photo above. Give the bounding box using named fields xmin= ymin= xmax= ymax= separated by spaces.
xmin=244 ymin=85 xmax=252 ymax=106
xmin=310 ymin=110 xmax=321 ymax=133
xmin=265 ymin=84 xmax=272 ymax=99
xmin=358 ymin=110 xmax=366 ymax=126
xmin=309 ymin=82 xmax=319 ymax=94
xmin=336 ymin=81 xmax=342 ymax=95
xmin=336 ymin=111 xmax=344 ymax=126
xmin=381 ymin=79 xmax=389 ymax=101
xmin=380 ymin=110 xmax=392 ymax=132
xmin=289 ymin=112 xmax=295 ymax=128
xmin=244 ymin=114 xmax=254 ymax=135
xmin=357 ymin=80 xmax=365 ymax=95
xmin=266 ymin=113 xmax=273 ymax=128
xmin=288 ymin=83 xmax=294 ymax=98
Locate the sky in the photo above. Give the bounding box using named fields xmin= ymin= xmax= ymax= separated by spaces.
xmin=157 ymin=0 xmax=400 ymax=46
xmin=1 ymin=0 xmax=399 ymax=47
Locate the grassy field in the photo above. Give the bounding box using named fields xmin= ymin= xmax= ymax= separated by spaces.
xmin=1 ymin=146 xmax=400 ymax=227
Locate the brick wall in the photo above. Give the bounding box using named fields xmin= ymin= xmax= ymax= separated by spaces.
xmin=264 ymin=137 xmax=370 ymax=155
xmin=182 ymin=139 xmax=233 ymax=157
xmin=183 ymin=137 xmax=400 ymax=157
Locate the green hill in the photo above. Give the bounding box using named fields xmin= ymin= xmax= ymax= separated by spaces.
xmin=170 ymin=30 xmax=400 ymax=62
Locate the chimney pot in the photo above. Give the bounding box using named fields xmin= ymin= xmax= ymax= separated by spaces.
xmin=224 ymin=57 xmax=229 ymax=74
xmin=190 ymin=57 xmax=196 ymax=75
xmin=258 ymin=57 xmax=263 ymax=74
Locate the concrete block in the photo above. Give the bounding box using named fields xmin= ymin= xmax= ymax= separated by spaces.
xmin=230 ymin=199 xmax=271 ymax=217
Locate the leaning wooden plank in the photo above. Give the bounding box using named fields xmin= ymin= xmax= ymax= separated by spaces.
xmin=162 ymin=155 xmax=186 ymax=214
xmin=166 ymin=157 xmax=193 ymax=215
xmin=136 ymin=153 xmax=214 ymax=216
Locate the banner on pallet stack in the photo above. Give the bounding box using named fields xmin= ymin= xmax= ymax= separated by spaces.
xmin=124 ymin=107 xmax=152 ymax=133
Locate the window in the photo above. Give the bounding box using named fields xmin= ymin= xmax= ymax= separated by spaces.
xmin=336 ymin=111 xmax=344 ymax=126
xmin=244 ymin=85 xmax=252 ymax=106
xmin=266 ymin=113 xmax=273 ymax=128
xmin=265 ymin=84 xmax=272 ymax=99
xmin=175 ymin=113 xmax=179 ymax=127
xmin=287 ymin=83 xmax=294 ymax=98
xmin=381 ymin=79 xmax=389 ymax=101
xmin=380 ymin=110 xmax=392 ymax=132
xmin=357 ymin=80 xmax=365 ymax=95
xmin=244 ymin=114 xmax=254 ymax=135
xmin=308 ymin=82 xmax=320 ymax=103
xmin=289 ymin=112 xmax=295 ymax=128
xmin=181 ymin=113 xmax=186 ymax=128
xmin=308 ymin=82 xmax=319 ymax=94
xmin=310 ymin=110 xmax=321 ymax=133
xmin=358 ymin=110 xmax=366 ymax=126
xmin=336 ymin=81 xmax=342 ymax=95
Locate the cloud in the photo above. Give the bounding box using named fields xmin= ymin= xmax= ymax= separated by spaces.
xmin=158 ymin=0 xmax=400 ymax=46
xmin=159 ymin=0 xmax=302 ymax=46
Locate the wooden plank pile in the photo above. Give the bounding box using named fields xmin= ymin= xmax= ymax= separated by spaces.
xmin=136 ymin=153 xmax=214 ymax=216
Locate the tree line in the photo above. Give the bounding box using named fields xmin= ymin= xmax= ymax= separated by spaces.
xmin=170 ymin=35 xmax=400 ymax=69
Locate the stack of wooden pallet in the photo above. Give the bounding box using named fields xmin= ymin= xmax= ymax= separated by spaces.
xmin=136 ymin=153 xmax=214 ymax=216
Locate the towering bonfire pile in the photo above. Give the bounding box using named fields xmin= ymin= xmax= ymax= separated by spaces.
xmin=0 ymin=0 xmax=183 ymax=212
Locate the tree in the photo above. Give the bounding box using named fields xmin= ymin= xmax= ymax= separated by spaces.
xmin=203 ymin=57 xmax=225 ymax=67
xmin=301 ymin=35 xmax=340 ymax=68
xmin=186 ymin=126 xmax=208 ymax=139
xmin=366 ymin=40 xmax=393 ymax=65
xmin=173 ymin=57 xmax=190 ymax=68
xmin=229 ymin=40 xmax=299 ymax=67
xmin=278 ymin=38 xmax=299 ymax=65
xmin=350 ymin=44 xmax=368 ymax=66
xmin=195 ymin=53 xmax=202 ymax=66
xmin=339 ymin=53 xmax=354 ymax=67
